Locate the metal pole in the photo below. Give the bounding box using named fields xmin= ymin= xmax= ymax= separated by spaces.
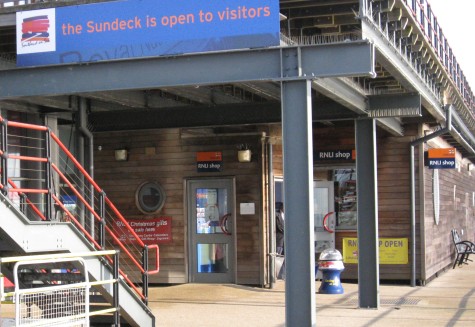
xmin=142 ymin=246 xmax=149 ymax=305
xmin=113 ymin=251 xmax=120 ymax=326
xmin=45 ymin=128 xmax=53 ymax=221
xmin=0 ymin=118 xmax=8 ymax=195
xmin=282 ymin=79 xmax=315 ymax=326
xmin=355 ymin=118 xmax=380 ymax=308
xmin=99 ymin=190 xmax=106 ymax=249
xmin=267 ymin=141 xmax=276 ymax=288
xmin=78 ymin=98 xmax=95 ymax=236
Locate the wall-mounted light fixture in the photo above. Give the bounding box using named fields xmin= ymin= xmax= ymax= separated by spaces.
xmin=237 ymin=144 xmax=252 ymax=163
xmin=115 ymin=148 xmax=128 ymax=161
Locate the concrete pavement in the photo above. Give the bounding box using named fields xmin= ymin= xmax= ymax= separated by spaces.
xmin=149 ymin=263 xmax=475 ymax=326
xmin=1 ymin=262 xmax=474 ymax=326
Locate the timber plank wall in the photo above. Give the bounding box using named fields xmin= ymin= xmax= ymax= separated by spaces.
xmin=274 ymin=124 xmax=423 ymax=281
xmin=423 ymin=134 xmax=475 ymax=282
xmin=93 ymin=128 xmax=266 ymax=284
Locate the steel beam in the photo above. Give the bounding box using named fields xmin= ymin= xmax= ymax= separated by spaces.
xmin=0 ymin=41 xmax=374 ymax=99
xmin=88 ymin=99 xmax=358 ymax=131
xmin=313 ymin=77 xmax=367 ymax=114
xmin=368 ymin=93 xmax=422 ymax=118
xmin=313 ymin=77 xmax=405 ymax=135
xmin=355 ymin=118 xmax=380 ymax=309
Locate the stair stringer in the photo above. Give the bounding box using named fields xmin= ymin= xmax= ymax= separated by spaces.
xmin=0 ymin=195 xmax=155 ymax=327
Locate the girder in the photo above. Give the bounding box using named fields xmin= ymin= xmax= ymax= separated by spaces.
xmin=0 ymin=41 xmax=375 ymax=99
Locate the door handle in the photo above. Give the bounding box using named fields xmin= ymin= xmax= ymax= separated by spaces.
xmin=323 ymin=212 xmax=335 ymax=233
xmin=220 ymin=213 xmax=232 ymax=235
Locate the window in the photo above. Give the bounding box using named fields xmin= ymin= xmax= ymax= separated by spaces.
xmin=334 ymin=169 xmax=357 ymax=229
xmin=135 ymin=181 xmax=166 ymax=214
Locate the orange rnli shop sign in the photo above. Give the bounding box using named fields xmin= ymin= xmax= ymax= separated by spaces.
xmin=115 ymin=217 xmax=172 ymax=245
xmin=197 ymin=151 xmax=223 ymax=172
xmin=427 ymin=148 xmax=456 ymax=169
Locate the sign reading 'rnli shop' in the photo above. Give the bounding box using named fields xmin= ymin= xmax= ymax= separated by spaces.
xmin=315 ymin=149 xmax=356 ymax=162
xmin=16 ymin=0 xmax=280 ymax=67
xmin=427 ymin=148 xmax=456 ymax=169
xmin=197 ymin=152 xmax=223 ymax=172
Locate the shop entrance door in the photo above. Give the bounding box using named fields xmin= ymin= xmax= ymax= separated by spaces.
xmin=187 ymin=179 xmax=236 ymax=283
xmin=314 ymin=181 xmax=335 ymax=277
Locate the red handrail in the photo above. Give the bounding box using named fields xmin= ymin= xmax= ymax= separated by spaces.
xmin=53 ymin=193 xmax=148 ymax=299
xmin=50 ymin=132 xmax=102 ymax=193
xmin=51 ymin=163 xmax=103 ymax=222
xmin=106 ymin=198 xmax=160 ymax=274
xmin=104 ymin=224 xmax=145 ymax=274
xmin=6 ymin=155 xmax=48 ymax=163
xmin=52 ymin=163 xmax=152 ymax=274
xmin=7 ymin=188 xmax=48 ymax=194
xmin=52 ymin=161 xmax=147 ymax=273
xmin=147 ymin=244 xmax=160 ymax=274
xmin=50 ymin=132 xmax=159 ymax=274
xmin=56 ymin=191 xmax=147 ymax=300
xmin=52 ymin=194 xmax=102 ymax=250
xmin=5 ymin=120 xmax=48 ymax=131
xmin=0 ymin=115 xmax=160 ymax=304
xmin=119 ymin=267 xmax=146 ymax=301
xmin=105 ymin=197 xmax=145 ymax=248
xmin=8 ymin=179 xmax=47 ymax=221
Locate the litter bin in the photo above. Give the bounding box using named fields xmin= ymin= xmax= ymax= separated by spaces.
xmin=318 ymin=248 xmax=344 ymax=294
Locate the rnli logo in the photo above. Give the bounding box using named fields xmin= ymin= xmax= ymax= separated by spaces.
xmin=17 ymin=9 xmax=56 ymax=54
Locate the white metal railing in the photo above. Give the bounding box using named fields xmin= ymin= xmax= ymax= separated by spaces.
xmin=0 ymin=251 xmax=119 ymax=327
xmin=365 ymin=0 xmax=475 ymax=127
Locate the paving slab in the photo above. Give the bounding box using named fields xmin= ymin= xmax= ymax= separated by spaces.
xmin=149 ymin=263 xmax=475 ymax=326
xmin=1 ymin=263 xmax=474 ymax=326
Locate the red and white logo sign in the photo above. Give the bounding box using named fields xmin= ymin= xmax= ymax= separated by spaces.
xmin=17 ymin=9 xmax=56 ymax=54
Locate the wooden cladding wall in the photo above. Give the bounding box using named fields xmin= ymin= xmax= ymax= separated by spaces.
xmin=272 ymin=124 xmax=418 ymax=281
xmin=374 ymin=128 xmax=416 ymax=281
xmin=329 ymin=125 xmax=416 ymax=280
xmin=423 ymin=136 xmax=475 ymax=281
xmin=91 ymin=122 xmax=475 ymax=285
xmin=93 ymin=128 xmax=265 ymax=284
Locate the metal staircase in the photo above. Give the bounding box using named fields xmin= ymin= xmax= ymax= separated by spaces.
xmin=0 ymin=115 xmax=158 ymax=326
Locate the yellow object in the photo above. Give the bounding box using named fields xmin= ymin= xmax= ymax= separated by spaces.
xmin=342 ymin=238 xmax=408 ymax=264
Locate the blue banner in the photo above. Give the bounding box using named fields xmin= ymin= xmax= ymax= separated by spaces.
xmin=16 ymin=0 xmax=280 ymax=67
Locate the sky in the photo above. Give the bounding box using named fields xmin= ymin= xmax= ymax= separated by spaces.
xmin=427 ymin=0 xmax=475 ymax=88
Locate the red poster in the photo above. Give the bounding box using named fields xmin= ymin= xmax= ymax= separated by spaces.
xmin=114 ymin=217 xmax=172 ymax=245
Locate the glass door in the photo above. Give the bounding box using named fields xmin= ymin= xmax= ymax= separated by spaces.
xmin=187 ymin=179 xmax=235 ymax=283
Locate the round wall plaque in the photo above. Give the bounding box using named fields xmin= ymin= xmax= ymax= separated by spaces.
xmin=135 ymin=181 xmax=166 ymax=214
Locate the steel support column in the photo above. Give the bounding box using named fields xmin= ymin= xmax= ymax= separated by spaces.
xmin=355 ymin=118 xmax=380 ymax=308
xmin=282 ymin=79 xmax=315 ymax=326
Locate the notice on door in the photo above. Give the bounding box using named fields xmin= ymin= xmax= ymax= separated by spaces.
xmin=342 ymin=237 xmax=408 ymax=264
xmin=115 ymin=217 xmax=172 ymax=245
